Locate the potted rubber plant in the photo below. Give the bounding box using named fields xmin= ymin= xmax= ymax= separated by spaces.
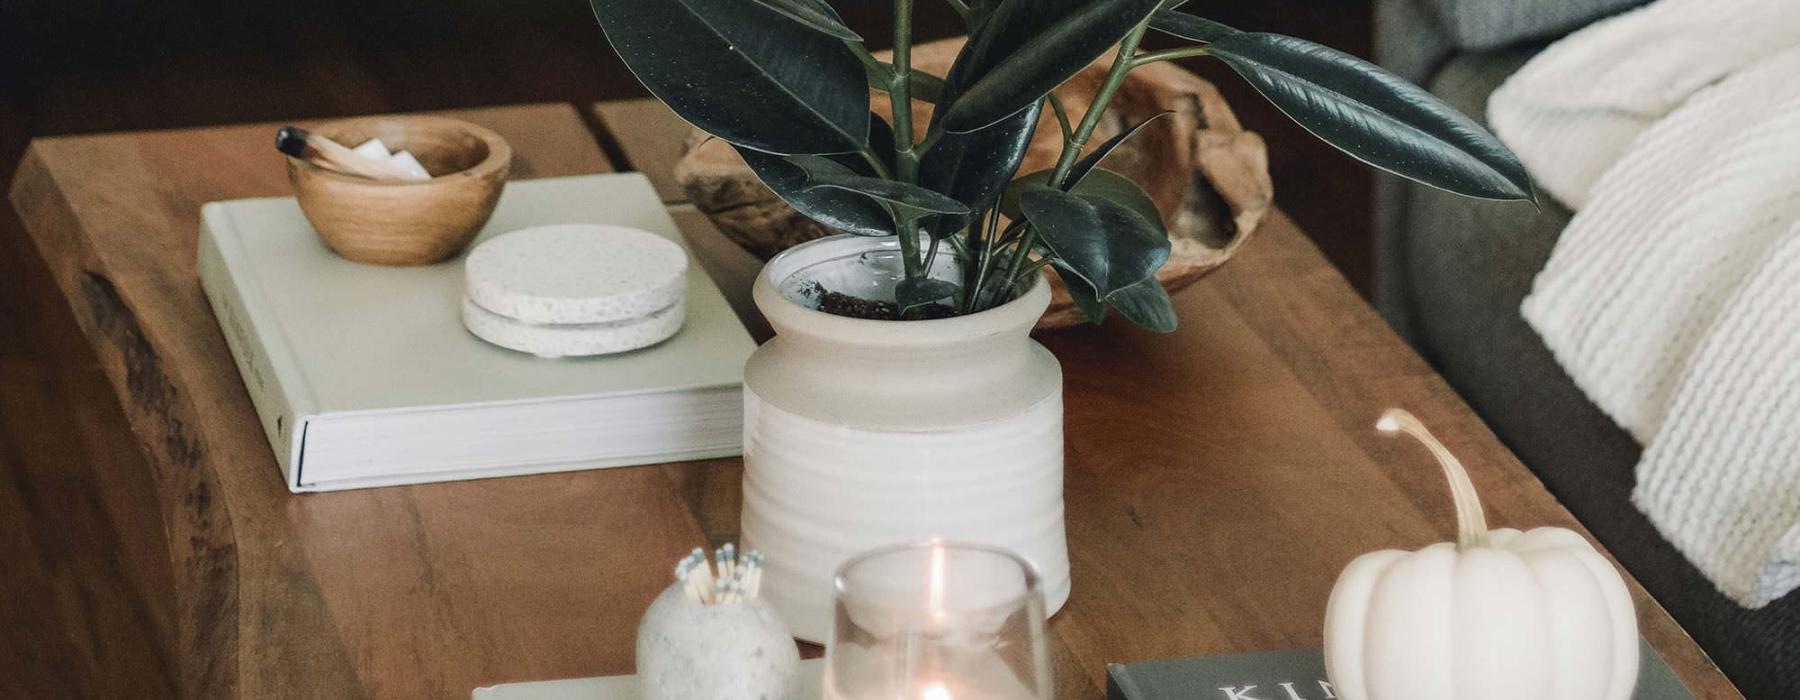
xmin=590 ymin=0 xmax=1531 ymax=641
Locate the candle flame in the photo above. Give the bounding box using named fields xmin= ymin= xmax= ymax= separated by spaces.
xmin=921 ymin=682 xmax=954 ymax=700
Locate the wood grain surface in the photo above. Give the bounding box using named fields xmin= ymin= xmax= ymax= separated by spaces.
xmin=0 ymin=200 xmax=178 ymax=697
xmin=6 ymin=101 xmax=1741 ymax=699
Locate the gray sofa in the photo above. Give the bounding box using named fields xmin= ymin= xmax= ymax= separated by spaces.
xmin=1373 ymin=1 xmax=1800 ymax=697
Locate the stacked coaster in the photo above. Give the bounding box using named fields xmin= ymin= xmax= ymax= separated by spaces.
xmin=463 ymin=223 xmax=687 ymax=358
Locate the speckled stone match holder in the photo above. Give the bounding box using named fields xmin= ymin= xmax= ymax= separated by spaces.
xmin=637 ymin=546 xmax=799 ymax=700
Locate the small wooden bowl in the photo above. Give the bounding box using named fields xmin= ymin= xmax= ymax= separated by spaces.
xmin=285 ymin=116 xmax=512 ymax=265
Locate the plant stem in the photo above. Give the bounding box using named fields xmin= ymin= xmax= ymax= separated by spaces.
xmin=987 ymin=19 xmax=1153 ymax=307
xmin=993 ymin=218 xmax=1027 ymax=247
xmin=894 ymin=217 xmax=923 ymax=276
xmin=890 ymin=0 xmax=917 ymax=179
xmin=1050 ymin=23 xmax=1150 ymax=189
xmin=856 ymin=148 xmax=893 ymax=179
xmin=1014 ymin=257 xmax=1056 ymax=281
xmin=1131 ymin=45 xmax=1210 ymax=67
xmin=915 ymin=128 xmax=944 ymax=157
xmin=845 ymin=40 xmax=884 ymax=75
xmin=1047 ymin=91 xmax=1074 ymax=142
xmin=891 ymin=0 xmax=922 ymax=278
xmin=965 ymin=208 xmax=1007 ymax=312
xmin=986 ymin=220 xmax=1027 ymax=296
xmin=995 ymin=223 xmax=1035 ymax=306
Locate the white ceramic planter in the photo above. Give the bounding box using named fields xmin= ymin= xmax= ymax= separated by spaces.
xmin=741 ymin=235 xmax=1070 ymax=643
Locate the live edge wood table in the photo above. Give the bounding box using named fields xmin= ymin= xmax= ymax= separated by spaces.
xmin=7 ymin=101 xmax=1741 ymax=699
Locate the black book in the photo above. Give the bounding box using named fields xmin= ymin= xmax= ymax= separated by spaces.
xmin=1107 ymin=638 xmax=1693 ymax=700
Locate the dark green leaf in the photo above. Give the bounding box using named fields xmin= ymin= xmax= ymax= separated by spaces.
xmin=1020 ymin=186 xmax=1170 ymax=299
xmin=905 ymin=70 xmax=948 ymax=104
xmin=591 ymin=0 xmax=868 ymax=155
xmin=1065 ymin=111 xmax=1173 ymax=186
xmin=792 ymin=156 xmax=972 ymax=215
xmin=736 ymin=114 xmax=895 ymax=236
xmin=1107 ymin=275 xmax=1177 ymax=331
xmin=1206 ymin=32 xmax=1532 ymax=200
xmin=740 ymin=148 xmax=892 ymax=236
xmin=897 ymin=278 xmax=961 ymax=314
xmin=1001 ymin=168 xmax=1163 ymax=231
xmin=1021 ymin=170 xmax=1166 ymax=329
xmin=864 ymin=59 xmax=895 ymax=87
xmin=1054 ymin=256 xmax=1177 ymax=331
xmin=1065 ymin=170 xmax=1165 ymax=233
xmin=963 ymin=0 xmax=1001 ymax=29
xmin=920 ymin=100 xmax=1043 ymax=237
xmin=748 ymin=0 xmax=861 ymax=41
xmin=1055 ymin=266 xmax=1108 ymax=324
xmin=999 ymin=169 xmax=1054 ymax=221
xmin=998 ymin=114 xmax=1169 ymax=221
xmin=1147 ymin=10 xmax=1237 ymax=43
xmin=934 ymin=0 xmax=1164 ymax=133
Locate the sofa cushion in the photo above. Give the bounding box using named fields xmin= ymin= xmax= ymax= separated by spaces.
xmin=1384 ymin=48 xmax=1800 ymax=699
xmin=1425 ymin=0 xmax=1646 ymax=50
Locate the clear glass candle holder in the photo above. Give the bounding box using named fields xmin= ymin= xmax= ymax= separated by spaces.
xmin=823 ymin=541 xmax=1052 ymax=700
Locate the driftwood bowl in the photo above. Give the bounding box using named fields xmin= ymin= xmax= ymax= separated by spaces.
xmin=286 ymin=115 xmax=512 ymax=266
xmin=675 ymin=36 xmax=1273 ymax=329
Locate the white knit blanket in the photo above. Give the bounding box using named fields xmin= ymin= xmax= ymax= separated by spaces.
xmin=1491 ymin=0 xmax=1800 ymax=607
xmin=1489 ymin=0 xmax=1800 ymax=210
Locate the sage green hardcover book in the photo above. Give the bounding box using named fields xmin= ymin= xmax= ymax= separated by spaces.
xmin=1107 ymin=638 xmax=1692 ymax=700
xmin=198 ymin=173 xmax=757 ymax=492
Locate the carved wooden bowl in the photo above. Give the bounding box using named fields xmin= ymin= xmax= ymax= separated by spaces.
xmin=286 ymin=116 xmax=512 ymax=266
xmin=674 ymin=37 xmax=1273 ymax=329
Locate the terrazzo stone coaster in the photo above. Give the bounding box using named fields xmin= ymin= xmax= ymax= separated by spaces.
xmin=635 ymin=584 xmax=799 ymax=700
xmin=465 ymin=223 xmax=688 ymax=324
xmin=462 ymin=296 xmax=685 ymax=359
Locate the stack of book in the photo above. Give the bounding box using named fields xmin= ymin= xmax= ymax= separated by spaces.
xmin=198 ymin=173 xmax=756 ymax=492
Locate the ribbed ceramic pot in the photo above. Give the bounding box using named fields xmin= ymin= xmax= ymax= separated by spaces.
xmin=741 ymin=234 xmax=1069 ymax=644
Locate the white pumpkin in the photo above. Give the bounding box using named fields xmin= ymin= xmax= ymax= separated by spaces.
xmin=1323 ymin=409 xmax=1639 ymax=700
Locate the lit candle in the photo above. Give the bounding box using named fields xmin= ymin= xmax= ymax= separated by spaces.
xmin=823 ymin=542 xmax=1051 ymax=699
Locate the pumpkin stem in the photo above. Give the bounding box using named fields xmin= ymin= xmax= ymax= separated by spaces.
xmin=1376 ymin=408 xmax=1490 ymax=550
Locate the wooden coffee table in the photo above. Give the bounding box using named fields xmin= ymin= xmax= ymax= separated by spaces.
xmin=6 ymin=101 xmax=1740 ymax=698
